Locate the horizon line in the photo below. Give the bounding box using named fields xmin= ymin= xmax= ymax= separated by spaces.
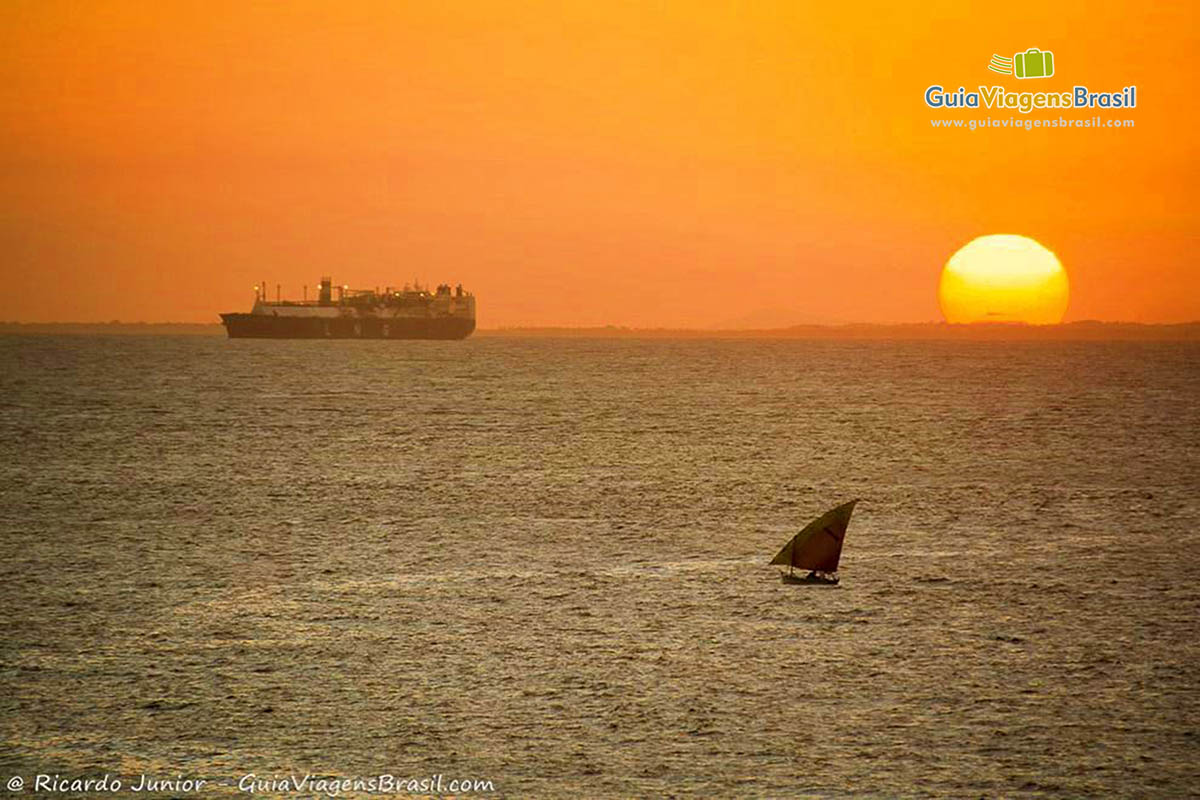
xmin=2 ymin=319 xmax=1198 ymax=341
xmin=3 ymin=319 xmax=1199 ymax=327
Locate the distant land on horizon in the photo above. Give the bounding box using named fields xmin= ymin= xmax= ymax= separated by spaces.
xmin=3 ymin=321 xmax=1199 ymax=340
xmin=485 ymin=321 xmax=1200 ymax=340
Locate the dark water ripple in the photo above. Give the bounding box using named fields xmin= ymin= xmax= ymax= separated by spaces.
xmin=0 ymin=336 xmax=1198 ymax=798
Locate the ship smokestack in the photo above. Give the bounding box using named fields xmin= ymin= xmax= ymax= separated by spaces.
xmin=319 ymin=277 xmax=332 ymax=306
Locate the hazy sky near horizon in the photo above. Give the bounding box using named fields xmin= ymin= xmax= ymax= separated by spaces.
xmin=1 ymin=1 xmax=1196 ymax=326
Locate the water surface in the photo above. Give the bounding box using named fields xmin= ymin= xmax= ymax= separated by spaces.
xmin=1 ymin=336 xmax=1197 ymax=797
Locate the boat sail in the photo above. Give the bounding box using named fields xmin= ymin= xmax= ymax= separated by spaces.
xmin=770 ymin=499 xmax=859 ymax=585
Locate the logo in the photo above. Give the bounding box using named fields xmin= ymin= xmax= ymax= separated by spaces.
xmin=924 ymin=47 xmax=1136 ymax=114
xmin=989 ymin=48 xmax=1055 ymax=79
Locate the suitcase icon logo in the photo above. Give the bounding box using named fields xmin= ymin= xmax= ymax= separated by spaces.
xmin=988 ymin=48 xmax=1055 ymax=79
xmin=1014 ymin=48 xmax=1054 ymax=79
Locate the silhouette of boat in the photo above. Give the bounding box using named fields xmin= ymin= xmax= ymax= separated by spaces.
xmin=220 ymin=277 xmax=475 ymax=339
xmin=770 ymin=499 xmax=859 ymax=586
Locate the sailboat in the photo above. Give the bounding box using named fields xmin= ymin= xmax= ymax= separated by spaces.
xmin=770 ymin=499 xmax=859 ymax=585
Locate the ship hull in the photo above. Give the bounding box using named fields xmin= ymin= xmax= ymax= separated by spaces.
xmin=220 ymin=313 xmax=475 ymax=340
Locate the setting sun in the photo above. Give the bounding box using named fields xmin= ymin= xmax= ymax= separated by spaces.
xmin=938 ymin=235 xmax=1070 ymax=325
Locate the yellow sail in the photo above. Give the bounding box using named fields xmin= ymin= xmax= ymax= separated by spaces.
xmin=770 ymin=500 xmax=859 ymax=573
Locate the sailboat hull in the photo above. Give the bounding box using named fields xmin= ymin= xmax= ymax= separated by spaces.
xmin=781 ymin=573 xmax=839 ymax=586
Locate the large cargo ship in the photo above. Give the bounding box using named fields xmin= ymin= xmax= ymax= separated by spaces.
xmin=220 ymin=278 xmax=475 ymax=339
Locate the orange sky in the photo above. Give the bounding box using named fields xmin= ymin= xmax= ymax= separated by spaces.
xmin=1 ymin=1 xmax=1196 ymax=326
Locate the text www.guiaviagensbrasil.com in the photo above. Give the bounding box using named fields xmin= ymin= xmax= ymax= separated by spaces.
xmin=931 ymin=116 xmax=1134 ymax=131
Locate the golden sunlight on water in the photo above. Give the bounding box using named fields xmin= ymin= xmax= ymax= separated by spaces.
xmin=1 ymin=336 xmax=1197 ymax=797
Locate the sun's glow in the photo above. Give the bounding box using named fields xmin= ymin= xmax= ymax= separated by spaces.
xmin=938 ymin=235 xmax=1069 ymax=324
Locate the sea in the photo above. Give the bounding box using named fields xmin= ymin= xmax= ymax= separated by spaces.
xmin=0 ymin=335 xmax=1197 ymax=799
